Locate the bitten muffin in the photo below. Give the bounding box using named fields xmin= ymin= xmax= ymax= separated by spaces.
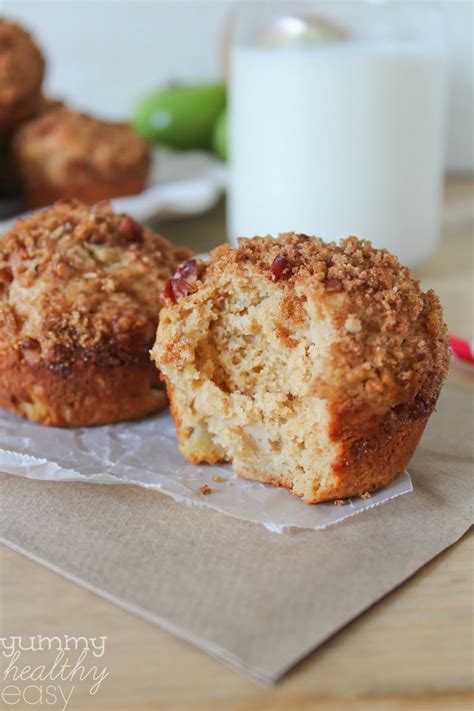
xmin=0 ymin=19 xmax=45 ymax=137
xmin=0 ymin=199 xmax=191 ymax=426
xmin=152 ymin=234 xmax=449 ymax=504
xmin=12 ymin=109 xmax=151 ymax=208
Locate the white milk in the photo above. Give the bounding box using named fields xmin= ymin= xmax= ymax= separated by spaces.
xmin=229 ymin=42 xmax=447 ymax=266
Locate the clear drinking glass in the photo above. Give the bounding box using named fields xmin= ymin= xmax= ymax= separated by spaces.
xmin=228 ymin=1 xmax=447 ymax=267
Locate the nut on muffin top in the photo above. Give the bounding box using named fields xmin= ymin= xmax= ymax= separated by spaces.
xmin=0 ymin=199 xmax=190 ymax=369
xmin=162 ymin=233 xmax=449 ymax=418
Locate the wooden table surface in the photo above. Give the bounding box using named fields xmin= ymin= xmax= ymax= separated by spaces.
xmin=1 ymin=178 xmax=473 ymax=711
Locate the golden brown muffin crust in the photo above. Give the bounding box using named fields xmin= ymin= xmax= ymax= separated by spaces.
xmin=12 ymin=109 xmax=151 ymax=207
xmin=0 ymin=19 xmax=45 ymax=132
xmin=14 ymin=108 xmax=150 ymax=181
xmin=0 ymin=199 xmax=189 ymax=367
xmin=154 ymin=233 xmax=449 ymax=502
xmin=0 ymin=199 xmax=191 ymax=425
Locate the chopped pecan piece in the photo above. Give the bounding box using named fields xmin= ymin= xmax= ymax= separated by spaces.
xmin=21 ymin=338 xmax=41 ymax=351
xmin=160 ymin=260 xmax=200 ymax=305
xmin=170 ymin=276 xmax=192 ymax=300
xmin=175 ymin=259 xmax=198 ymax=281
xmin=270 ymin=255 xmax=289 ymax=280
xmin=159 ymin=279 xmax=176 ymax=306
xmin=117 ymin=215 xmax=143 ymax=243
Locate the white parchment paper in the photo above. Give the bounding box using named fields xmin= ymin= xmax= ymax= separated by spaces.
xmin=0 ymin=408 xmax=412 ymax=532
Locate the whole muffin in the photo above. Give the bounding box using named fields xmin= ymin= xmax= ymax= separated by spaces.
xmin=0 ymin=19 xmax=45 ymax=137
xmin=13 ymin=109 xmax=151 ymax=208
xmin=0 ymin=199 xmax=191 ymax=426
xmin=152 ymin=234 xmax=449 ymax=503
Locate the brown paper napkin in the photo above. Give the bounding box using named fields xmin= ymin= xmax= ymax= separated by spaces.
xmin=0 ymin=385 xmax=472 ymax=683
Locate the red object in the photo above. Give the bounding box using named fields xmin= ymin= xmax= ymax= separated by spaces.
xmin=175 ymin=259 xmax=197 ymax=280
xmin=270 ymin=255 xmax=289 ymax=280
xmin=159 ymin=279 xmax=175 ymax=306
xmin=449 ymin=334 xmax=474 ymax=365
xmin=118 ymin=215 xmax=143 ymax=242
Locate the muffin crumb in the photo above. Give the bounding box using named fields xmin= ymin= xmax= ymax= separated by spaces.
xmin=152 ymin=232 xmax=449 ymax=504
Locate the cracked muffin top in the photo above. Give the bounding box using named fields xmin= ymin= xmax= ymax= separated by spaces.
xmin=0 ymin=199 xmax=191 ymax=369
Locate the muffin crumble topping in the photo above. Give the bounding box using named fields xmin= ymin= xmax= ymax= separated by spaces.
xmin=160 ymin=259 xmax=203 ymax=305
xmin=0 ymin=199 xmax=191 ymax=368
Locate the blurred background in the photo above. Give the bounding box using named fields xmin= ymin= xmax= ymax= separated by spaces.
xmin=3 ymin=0 xmax=473 ymax=173
xmin=1 ymin=0 xmax=472 ymax=288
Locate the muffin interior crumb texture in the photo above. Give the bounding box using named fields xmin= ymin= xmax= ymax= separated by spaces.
xmin=186 ymin=269 xmax=336 ymax=496
xmin=153 ymin=233 xmax=449 ymax=503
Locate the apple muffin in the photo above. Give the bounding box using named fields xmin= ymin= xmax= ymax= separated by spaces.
xmin=152 ymin=234 xmax=449 ymax=503
xmin=12 ymin=109 xmax=151 ymax=208
xmin=0 ymin=199 xmax=190 ymax=426
xmin=0 ymin=19 xmax=45 ymax=137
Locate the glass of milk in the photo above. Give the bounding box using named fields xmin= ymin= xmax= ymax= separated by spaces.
xmin=228 ymin=2 xmax=447 ymax=267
